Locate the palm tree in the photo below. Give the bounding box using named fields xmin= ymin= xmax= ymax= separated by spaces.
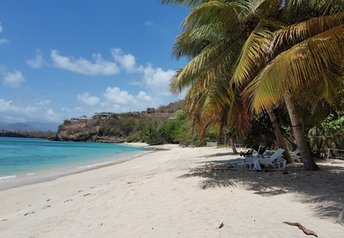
xmin=241 ymin=13 xmax=344 ymax=170
xmin=165 ymin=0 xmax=294 ymax=161
xmin=164 ymin=0 xmax=344 ymax=170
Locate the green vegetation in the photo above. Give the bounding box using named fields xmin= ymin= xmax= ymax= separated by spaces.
xmin=57 ymin=107 xmax=212 ymax=146
xmin=309 ymin=111 xmax=344 ymax=150
xmin=143 ymin=110 xmax=196 ymax=145
xmin=163 ymin=0 xmax=344 ymax=170
xmin=57 ymin=102 xmax=202 ymax=145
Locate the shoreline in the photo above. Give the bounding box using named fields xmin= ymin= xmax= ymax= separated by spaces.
xmin=0 ymin=143 xmax=153 ymax=191
xmin=0 ymin=145 xmax=343 ymax=237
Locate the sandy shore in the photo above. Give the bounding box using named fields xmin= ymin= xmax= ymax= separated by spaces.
xmin=0 ymin=144 xmax=343 ymax=238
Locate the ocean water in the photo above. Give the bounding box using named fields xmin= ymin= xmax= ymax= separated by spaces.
xmin=0 ymin=137 xmax=149 ymax=187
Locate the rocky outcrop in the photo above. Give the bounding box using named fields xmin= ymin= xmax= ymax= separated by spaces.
xmin=56 ymin=101 xmax=184 ymax=142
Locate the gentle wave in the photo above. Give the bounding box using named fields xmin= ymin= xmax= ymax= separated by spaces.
xmin=0 ymin=137 xmax=149 ymax=178
xmin=77 ymin=161 xmax=114 ymax=170
xmin=0 ymin=175 xmax=17 ymax=180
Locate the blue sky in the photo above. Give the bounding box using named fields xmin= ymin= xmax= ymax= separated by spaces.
xmin=0 ymin=0 xmax=189 ymax=123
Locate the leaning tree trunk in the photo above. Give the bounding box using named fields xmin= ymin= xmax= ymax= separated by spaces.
xmin=266 ymin=107 xmax=293 ymax=163
xmin=284 ymin=96 xmax=319 ymax=171
xmin=230 ymin=138 xmax=238 ymax=154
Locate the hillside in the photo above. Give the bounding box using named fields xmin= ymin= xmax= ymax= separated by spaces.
xmin=56 ymin=101 xmax=184 ymax=142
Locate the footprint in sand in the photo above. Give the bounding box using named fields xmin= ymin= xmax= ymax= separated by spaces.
xmin=42 ymin=205 xmax=51 ymax=209
xmin=24 ymin=211 xmax=35 ymax=216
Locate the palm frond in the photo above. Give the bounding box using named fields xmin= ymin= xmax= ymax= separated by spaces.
xmin=173 ymin=23 xmax=227 ymax=58
xmin=170 ymin=38 xmax=241 ymax=94
xmin=244 ymin=25 xmax=344 ymax=113
xmin=271 ymin=13 xmax=344 ymax=52
xmin=161 ymin=0 xmax=209 ymax=8
xmin=231 ymin=20 xmax=281 ymax=87
xmin=182 ymin=1 xmax=241 ymax=31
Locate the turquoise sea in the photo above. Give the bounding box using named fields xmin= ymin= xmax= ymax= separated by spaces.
xmin=0 ymin=137 xmax=148 ymax=188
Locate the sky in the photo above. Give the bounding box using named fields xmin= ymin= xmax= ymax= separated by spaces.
xmin=0 ymin=0 xmax=189 ymax=124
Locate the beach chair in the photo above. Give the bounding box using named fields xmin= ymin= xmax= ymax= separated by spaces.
xmin=228 ymin=152 xmax=263 ymax=169
xmin=290 ymin=149 xmax=301 ymax=163
xmin=228 ymin=148 xmax=263 ymax=169
xmin=239 ymin=148 xmax=286 ymax=171
xmin=258 ymin=148 xmax=286 ymax=170
xmin=228 ymin=148 xmax=286 ymax=171
xmin=240 ymin=155 xmax=262 ymax=170
xmin=227 ymin=158 xmax=245 ymax=168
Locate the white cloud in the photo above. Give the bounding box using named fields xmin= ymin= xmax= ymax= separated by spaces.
xmin=77 ymin=92 xmax=100 ymax=106
xmin=103 ymin=87 xmax=152 ymax=106
xmin=3 ymin=70 xmax=25 ymax=87
xmin=62 ymin=107 xmax=71 ymax=113
xmin=0 ymin=99 xmax=15 ymax=112
xmin=144 ymin=21 xmax=155 ymax=27
xmin=143 ymin=65 xmax=175 ymax=96
xmin=35 ymin=99 xmax=51 ymax=106
xmin=47 ymin=108 xmax=57 ymax=121
xmin=51 ymin=50 xmax=119 ymax=76
xmin=0 ymin=38 xmax=9 ymax=44
xmin=104 ymin=87 xmax=135 ymax=105
xmin=137 ymin=91 xmax=152 ymax=102
xmin=27 ymin=50 xmax=46 ymax=68
xmin=110 ymin=48 xmax=175 ymax=97
xmin=111 ymin=48 xmax=137 ymax=72
xmin=0 ymin=23 xmax=9 ymax=44
xmin=0 ymin=97 xmax=66 ymax=123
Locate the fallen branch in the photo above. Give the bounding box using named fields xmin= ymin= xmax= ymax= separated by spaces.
xmin=283 ymin=222 xmax=318 ymax=237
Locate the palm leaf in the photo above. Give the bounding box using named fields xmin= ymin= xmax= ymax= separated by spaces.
xmin=231 ymin=20 xmax=281 ymax=87
xmin=170 ymin=38 xmax=241 ymax=93
xmin=173 ymin=23 xmax=227 ymax=58
xmin=161 ymin=0 xmax=209 ymax=8
xmin=271 ymin=13 xmax=344 ymax=52
xmin=244 ymin=25 xmax=344 ymax=113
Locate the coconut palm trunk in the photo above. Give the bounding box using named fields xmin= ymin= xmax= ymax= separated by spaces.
xmin=284 ymin=96 xmax=319 ymax=171
xmin=266 ymin=107 xmax=293 ymax=163
xmin=230 ymin=138 xmax=238 ymax=154
xmin=217 ymin=115 xmax=226 ymax=145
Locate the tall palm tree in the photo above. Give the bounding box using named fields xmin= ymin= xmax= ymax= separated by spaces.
xmin=165 ymin=0 xmax=294 ymax=161
xmin=164 ymin=0 xmax=344 ymax=170
xmin=240 ymin=14 xmax=344 ymax=170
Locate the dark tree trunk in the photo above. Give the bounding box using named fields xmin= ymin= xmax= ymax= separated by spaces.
xmin=284 ymin=97 xmax=319 ymax=171
xmin=230 ymin=138 xmax=238 ymax=154
xmin=217 ymin=121 xmax=225 ymax=145
xmin=266 ymin=107 xmax=293 ymax=163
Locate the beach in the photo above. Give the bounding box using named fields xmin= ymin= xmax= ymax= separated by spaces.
xmin=0 ymin=144 xmax=343 ymax=238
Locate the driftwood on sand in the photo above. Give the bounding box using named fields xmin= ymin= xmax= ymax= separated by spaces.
xmin=283 ymin=222 xmax=318 ymax=237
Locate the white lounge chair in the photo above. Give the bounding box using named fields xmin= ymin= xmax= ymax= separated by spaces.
xmin=290 ymin=149 xmax=301 ymax=163
xmin=240 ymin=148 xmax=286 ymax=170
xmin=228 ymin=148 xmax=286 ymax=170
xmin=227 ymin=158 xmax=245 ymax=168
xmin=258 ymin=148 xmax=286 ymax=170
xmin=243 ymin=157 xmax=262 ymax=170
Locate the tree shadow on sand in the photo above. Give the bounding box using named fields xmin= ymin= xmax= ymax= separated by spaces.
xmin=202 ymin=152 xmax=238 ymax=157
xmin=180 ymin=158 xmax=344 ymax=222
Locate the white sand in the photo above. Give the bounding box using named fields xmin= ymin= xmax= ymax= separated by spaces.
xmin=0 ymin=145 xmax=343 ymax=238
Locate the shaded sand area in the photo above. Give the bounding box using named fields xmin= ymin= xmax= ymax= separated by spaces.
xmin=0 ymin=144 xmax=343 ymax=237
